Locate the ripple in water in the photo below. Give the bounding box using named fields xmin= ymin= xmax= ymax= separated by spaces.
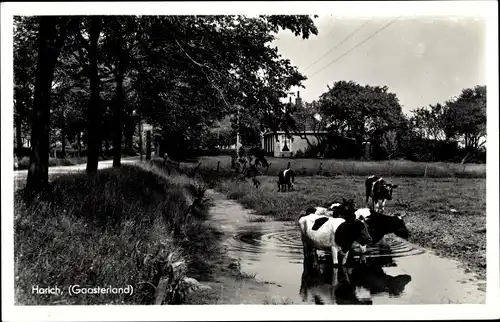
xmin=229 ymin=224 xmax=425 ymax=262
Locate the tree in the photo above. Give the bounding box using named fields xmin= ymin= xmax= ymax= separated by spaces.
xmin=382 ymin=130 xmax=398 ymax=160
xmin=291 ymin=101 xmax=329 ymax=154
xmin=14 ymin=17 xmax=37 ymax=156
xmin=86 ymin=16 xmax=104 ymax=173
xmin=131 ymin=15 xmax=318 ymax=159
xmin=410 ymin=103 xmax=456 ymax=141
xmin=315 ymin=81 xmax=404 ymax=158
xmin=16 ymin=15 xmax=318 ymax=184
xmin=25 ymin=16 xmax=78 ymax=196
xmin=445 ymin=85 xmax=486 ymax=153
xmin=101 ymin=16 xmax=142 ymax=167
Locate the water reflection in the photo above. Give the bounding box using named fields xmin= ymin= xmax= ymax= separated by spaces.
xmin=299 ymin=256 xmax=412 ymax=305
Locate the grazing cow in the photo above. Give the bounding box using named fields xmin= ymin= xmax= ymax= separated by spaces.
xmin=365 ymin=175 xmax=398 ymax=212
xmin=278 ymin=168 xmax=295 ymax=192
xmin=351 ymin=208 xmax=410 ymax=247
xmin=298 ymin=213 xmax=372 ymax=267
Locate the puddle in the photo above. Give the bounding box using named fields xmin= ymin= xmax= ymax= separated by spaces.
xmin=207 ymin=190 xmax=486 ymax=305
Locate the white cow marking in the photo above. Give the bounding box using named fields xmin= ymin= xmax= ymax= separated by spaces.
xmin=312 ymin=207 xmax=333 ymax=216
xmin=329 ymin=203 xmax=341 ymax=209
xmin=354 ymin=208 xmax=371 ymax=221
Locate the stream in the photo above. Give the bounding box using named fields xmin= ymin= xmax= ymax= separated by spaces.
xmin=207 ymin=190 xmax=486 ymax=305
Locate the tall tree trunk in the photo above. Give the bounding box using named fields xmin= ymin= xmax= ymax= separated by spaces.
xmin=86 ymin=16 xmax=102 ymax=174
xmin=15 ymin=116 xmax=23 ymax=153
xmin=26 ymin=17 xmax=67 ymax=196
xmin=112 ymin=67 xmax=125 ymax=168
xmin=146 ymin=130 xmax=152 ymax=160
xmin=61 ymin=121 xmax=66 ymax=158
xmin=127 ymin=125 xmax=134 ymax=153
xmin=77 ymin=132 xmax=82 ymax=157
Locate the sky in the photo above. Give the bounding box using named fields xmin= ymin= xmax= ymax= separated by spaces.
xmin=272 ymin=15 xmax=486 ymax=116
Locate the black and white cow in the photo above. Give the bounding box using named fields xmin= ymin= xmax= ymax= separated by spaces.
xmin=298 ymin=212 xmax=372 ymax=267
xmin=365 ymin=175 xmax=398 ymax=212
xmin=353 ymin=208 xmax=410 ymax=245
xmin=327 ymin=198 xmax=356 ymax=222
xmin=278 ymin=168 xmax=295 ymax=192
xmin=303 ymin=198 xmax=356 ymax=221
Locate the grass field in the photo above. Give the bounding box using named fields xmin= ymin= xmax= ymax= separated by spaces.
xmin=192 ymin=155 xmax=486 ymax=178
xmin=213 ymin=175 xmax=487 ymax=279
xmin=14 ymin=164 xmax=220 ymax=305
xmin=151 ymin=155 xmax=487 ymax=278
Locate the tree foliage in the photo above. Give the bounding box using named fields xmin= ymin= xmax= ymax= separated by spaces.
xmin=307 ymin=80 xmax=405 ymax=158
xmin=292 ymin=82 xmax=486 ymax=162
xmin=15 ymin=15 xmax=319 ymax=195
xmin=445 ymin=85 xmax=486 ymax=151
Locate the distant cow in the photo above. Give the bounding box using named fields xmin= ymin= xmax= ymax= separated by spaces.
xmin=298 ymin=213 xmax=372 ymax=267
xmin=278 ymin=168 xmax=295 ymax=192
xmin=365 ymin=175 xmax=398 ymax=212
xmin=352 ymin=208 xmax=410 ymax=247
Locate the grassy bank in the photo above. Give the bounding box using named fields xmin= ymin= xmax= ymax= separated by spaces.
xmin=14 ymin=164 xmax=220 ymax=305
xmin=188 ymin=155 xmax=486 ymax=178
xmin=213 ymin=175 xmax=487 ymax=279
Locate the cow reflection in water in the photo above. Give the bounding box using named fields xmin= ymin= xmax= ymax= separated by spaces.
xmin=299 ymin=256 xmax=412 ymax=305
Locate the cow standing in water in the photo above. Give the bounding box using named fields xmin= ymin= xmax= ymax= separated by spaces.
xmin=365 ymin=175 xmax=398 ymax=213
xmin=298 ymin=212 xmax=372 ymax=268
xmin=278 ymin=162 xmax=295 ymax=192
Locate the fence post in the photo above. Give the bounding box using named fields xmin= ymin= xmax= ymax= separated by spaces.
xmin=424 ymin=165 xmax=428 ymax=177
xmin=216 ymin=161 xmax=220 ymax=173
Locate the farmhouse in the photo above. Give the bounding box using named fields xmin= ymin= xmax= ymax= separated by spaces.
xmin=261 ymin=130 xmax=329 ymax=157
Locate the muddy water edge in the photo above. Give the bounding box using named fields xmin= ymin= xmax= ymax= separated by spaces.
xmin=195 ymin=189 xmax=486 ymax=305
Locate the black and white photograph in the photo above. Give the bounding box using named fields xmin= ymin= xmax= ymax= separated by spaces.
xmin=1 ymin=1 xmax=499 ymax=321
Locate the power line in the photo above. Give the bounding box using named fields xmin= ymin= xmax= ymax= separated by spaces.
xmin=304 ymin=20 xmax=369 ymax=72
xmin=308 ymin=16 xmax=401 ymax=79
